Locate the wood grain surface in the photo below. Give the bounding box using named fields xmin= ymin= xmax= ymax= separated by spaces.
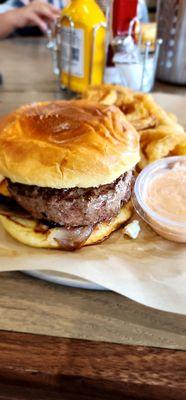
xmin=0 ymin=329 xmax=185 ymax=400
xmin=0 ymin=37 xmax=57 ymax=92
xmin=0 ymin=272 xmax=186 ymax=350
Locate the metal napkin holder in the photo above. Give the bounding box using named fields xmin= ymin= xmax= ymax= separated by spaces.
xmin=112 ymin=18 xmax=163 ymax=92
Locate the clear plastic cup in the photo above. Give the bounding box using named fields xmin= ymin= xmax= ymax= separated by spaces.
xmin=132 ymin=156 xmax=186 ymax=243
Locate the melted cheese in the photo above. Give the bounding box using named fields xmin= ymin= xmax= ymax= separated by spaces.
xmin=0 ymin=179 xmax=11 ymax=197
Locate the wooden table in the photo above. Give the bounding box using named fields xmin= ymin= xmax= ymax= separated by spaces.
xmin=0 ymin=37 xmax=186 ymax=399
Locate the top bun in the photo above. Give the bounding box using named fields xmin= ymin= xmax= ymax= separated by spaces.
xmin=0 ymin=100 xmax=139 ymax=188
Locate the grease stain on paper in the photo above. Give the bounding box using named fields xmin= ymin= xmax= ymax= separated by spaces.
xmin=0 ymin=246 xmax=18 ymax=257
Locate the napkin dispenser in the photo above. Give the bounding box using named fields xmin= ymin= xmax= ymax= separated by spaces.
xmin=156 ymin=0 xmax=186 ymax=84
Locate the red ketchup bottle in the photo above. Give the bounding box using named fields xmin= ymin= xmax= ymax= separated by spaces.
xmin=107 ymin=0 xmax=138 ymax=66
xmin=112 ymin=0 xmax=138 ymax=37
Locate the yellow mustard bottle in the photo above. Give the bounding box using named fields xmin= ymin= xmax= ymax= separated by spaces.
xmin=60 ymin=0 xmax=106 ymax=93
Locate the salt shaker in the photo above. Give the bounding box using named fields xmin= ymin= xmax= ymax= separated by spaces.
xmin=156 ymin=0 xmax=186 ymax=84
xmin=113 ymin=34 xmax=143 ymax=90
xmin=112 ymin=18 xmax=162 ymax=92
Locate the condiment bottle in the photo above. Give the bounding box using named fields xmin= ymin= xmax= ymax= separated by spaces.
xmin=106 ymin=0 xmax=138 ymax=67
xmin=112 ymin=0 xmax=138 ymax=37
xmin=97 ymin=0 xmax=110 ymax=17
xmin=60 ymin=0 xmax=106 ymax=92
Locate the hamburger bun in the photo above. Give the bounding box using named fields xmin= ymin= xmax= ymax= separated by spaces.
xmin=0 ymin=100 xmax=139 ymax=188
xmin=0 ymin=202 xmax=132 ymax=250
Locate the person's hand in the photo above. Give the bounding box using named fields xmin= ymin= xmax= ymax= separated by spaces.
xmin=0 ymin=0 xmax=61 ymax=39
xmin=13 ymin=1 xmax=60 ymax=32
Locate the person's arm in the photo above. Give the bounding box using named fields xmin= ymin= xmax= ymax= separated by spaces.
xmin=0 ymin=2 xmax=60 ymax=39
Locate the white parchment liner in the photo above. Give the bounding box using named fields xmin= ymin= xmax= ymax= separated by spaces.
xmin=0 ymin=93 xmax=186 ymax=315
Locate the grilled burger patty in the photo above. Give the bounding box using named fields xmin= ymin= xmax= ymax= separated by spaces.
xmin=8 ymin=171 xmax=134 ymax=227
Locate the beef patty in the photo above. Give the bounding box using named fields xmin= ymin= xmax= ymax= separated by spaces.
xmin=8 ymin=171 xmax=134 ymax=227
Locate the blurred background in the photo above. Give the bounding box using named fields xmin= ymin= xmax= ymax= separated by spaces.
xmin=0 ymin=0 xmax=186 ymax=91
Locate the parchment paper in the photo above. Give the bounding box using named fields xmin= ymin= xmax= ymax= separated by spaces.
xmin=0 ymin=93 xmax=186 ymax=315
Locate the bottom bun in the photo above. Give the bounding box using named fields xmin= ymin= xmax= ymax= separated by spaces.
xmin=0 ymin=202 xmax=132 ymax=250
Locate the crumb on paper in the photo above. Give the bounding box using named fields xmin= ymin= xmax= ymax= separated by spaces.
xmin=123 ymin=220 xmax=141 ymax=239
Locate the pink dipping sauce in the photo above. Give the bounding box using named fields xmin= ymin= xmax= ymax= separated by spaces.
xmin=133 ymin=157 xmax=186 ymax=243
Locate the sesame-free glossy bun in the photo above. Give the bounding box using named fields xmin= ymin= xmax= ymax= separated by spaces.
xmin=0 ymin=202 xmax=132 ymax=250
xmin=0 ymin=100 xmax=139 ymax=188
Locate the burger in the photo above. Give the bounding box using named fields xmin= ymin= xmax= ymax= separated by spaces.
xmin=0 ymin=100 xmax=139 ymax=250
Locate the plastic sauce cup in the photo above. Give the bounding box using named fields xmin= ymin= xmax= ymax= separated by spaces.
xmin=132 ymin=156 xmax=186 ymax=243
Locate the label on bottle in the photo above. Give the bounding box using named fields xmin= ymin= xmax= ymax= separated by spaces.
xmin=61 ymin=26 xmax=84 ymax=77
